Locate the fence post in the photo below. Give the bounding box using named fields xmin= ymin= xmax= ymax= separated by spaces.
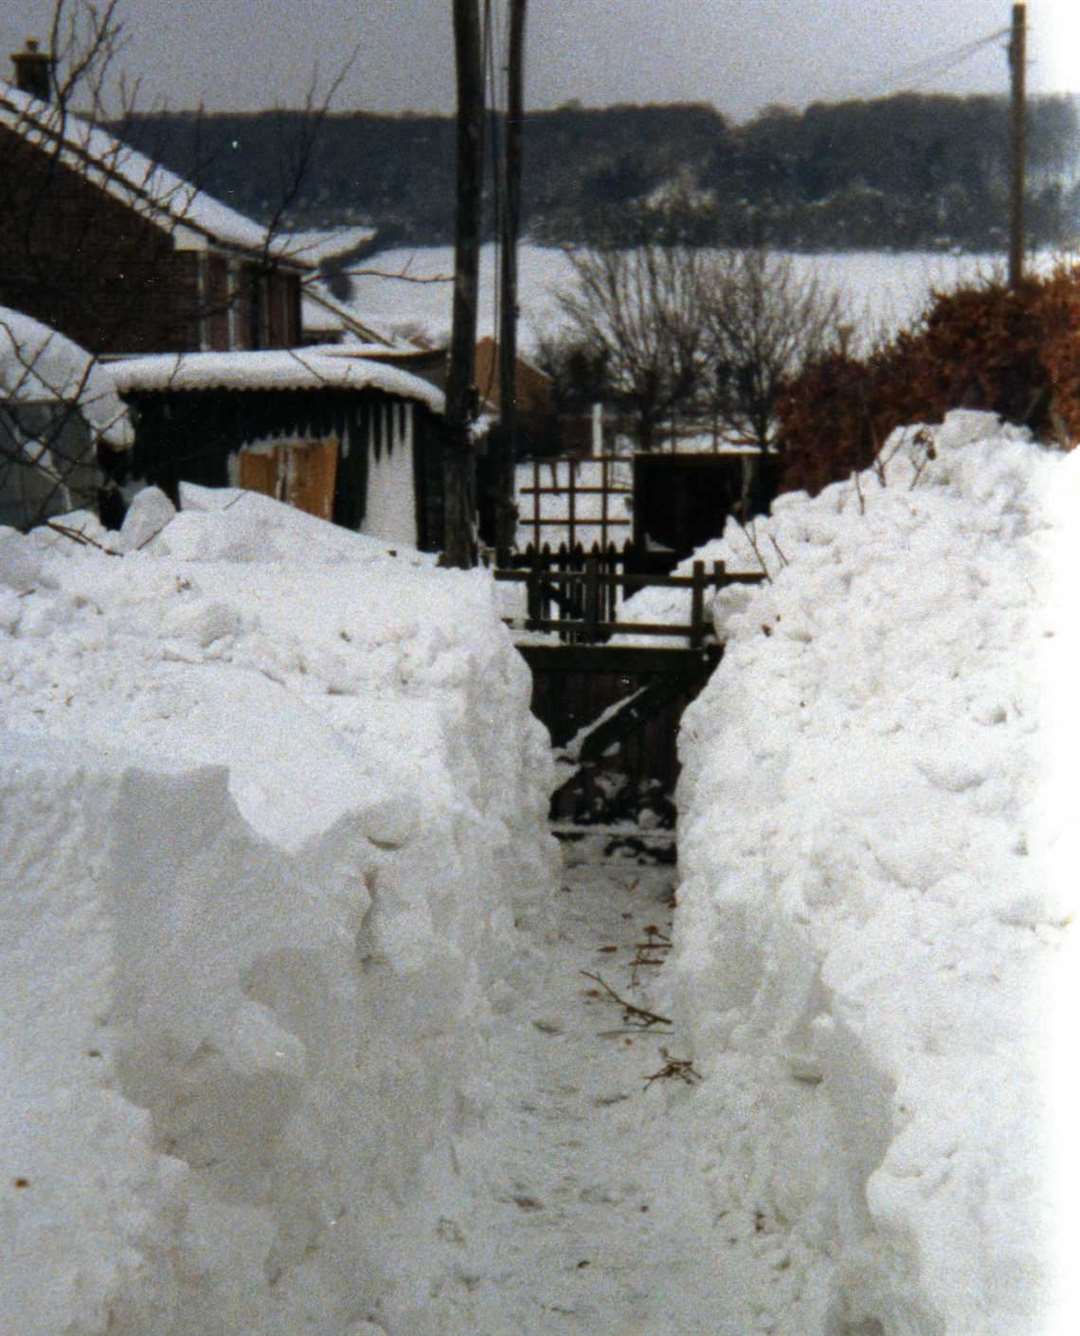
xmin=601 ymin=453 xmax=609 ymax=550
xmin=527 ymin=547 xmax=542 ymax=627
xmin=690 ymin=560 xmax=705 ymax=651
xmin=568 ymin=459 xmax=577 ymax=550
xmin=532 ymin=457 xmax=540 ymax=549
xmin=584 ymin=554 xmax=600 ymax=643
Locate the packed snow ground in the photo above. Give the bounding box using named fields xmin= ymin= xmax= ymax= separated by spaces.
xmin=1 ymin=410 xmax=1075 ymax=1333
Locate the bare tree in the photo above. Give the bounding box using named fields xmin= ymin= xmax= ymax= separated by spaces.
xmin=700 ymin=247 xmax=845 ymax=451
xmin=552 ymin=212 xmax=708 ymax=451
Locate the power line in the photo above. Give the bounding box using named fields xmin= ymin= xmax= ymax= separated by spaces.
xmin=889 ymin=28 xmax=1013 ymax=96
xmin=823 ymin=25 xmax=1011 ymax=104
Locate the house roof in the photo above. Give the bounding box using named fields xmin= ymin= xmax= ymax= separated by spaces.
xmin=0 ymin=82 xmax=311 ymax=268
xmin=108 ymin=349 xmax=446 ymax=413
xmin=474 ymin=335 xmax=553 ymax=416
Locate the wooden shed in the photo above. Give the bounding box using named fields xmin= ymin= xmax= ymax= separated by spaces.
xmin=106 ymin=348 xmax=449 ymax=551
xmin=632 ymin=449 xmax=781 ymax=564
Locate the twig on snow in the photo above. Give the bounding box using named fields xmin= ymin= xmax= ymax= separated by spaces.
xmin=768 ymin=535 xmax=789 ymax=568
xmin=45 ymin=520 xmax=120 ymax=555
xmin=581 ymin=971 xmax=672 ymax=1029
xmin=732 ymin=517 xmax=772 ymax=584
xmin=644 ymin=1047 xmax=701 ymax=1090
xmin=851 ymin=467 xmax=866 ymax=515
xmin=907 ymin=426 xmax=937 ymax=490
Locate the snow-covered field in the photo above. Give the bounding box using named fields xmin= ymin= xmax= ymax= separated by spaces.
xmin=1 ymin=411 xmax=1075 ymax=1333
xmin=347 ymin=242 xmax=996 ymax=352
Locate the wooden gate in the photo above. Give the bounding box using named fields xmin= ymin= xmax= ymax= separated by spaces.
xmin=494 ymin=554 xmax=765 ymax=824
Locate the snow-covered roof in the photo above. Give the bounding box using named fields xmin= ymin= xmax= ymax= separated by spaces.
xmin=301 ymin=283 xmax=416 ymax=350
xmin=0 ymin=82 xmax=310 ymax=267
xmin=280 ymin=227 xmax=378 ymax=267
xmin=109 ymin=349 xmax=445 ymax=413
xmin=0 ymin=305 xmax=132 ymax=446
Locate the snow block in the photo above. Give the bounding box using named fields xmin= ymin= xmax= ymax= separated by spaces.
xmin=0 ymin=491 xmax=558 ymax=1333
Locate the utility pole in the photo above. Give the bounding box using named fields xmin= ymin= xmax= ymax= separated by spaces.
xmin=495 ymin=0 xmax=527 ymax=561
xmin=443 ymin=0 xmax=485 ymax=568
xmin=1007 ymin=1 xmax=1026 ymax=289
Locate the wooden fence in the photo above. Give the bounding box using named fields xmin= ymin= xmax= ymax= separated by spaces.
xmin=517 ymin=454 xmax=633 ymax=550
xmin=495 ymin=542 xmax=765 ymax=648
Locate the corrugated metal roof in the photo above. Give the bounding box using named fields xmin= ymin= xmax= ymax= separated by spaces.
xmin=109 ymin=349 xmax=445 ymax=413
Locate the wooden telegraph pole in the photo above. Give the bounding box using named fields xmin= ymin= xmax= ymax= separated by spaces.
xmin=1007 ymin=1 xmax=1026 ymax=289
xmin=443 ymin=0 xmax=486 ymax=567
xmin=495 ymin=0 xmax=527 ymax=561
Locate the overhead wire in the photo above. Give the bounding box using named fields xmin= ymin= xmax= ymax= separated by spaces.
xmin=889 ymin=28 xmax=1015 ymax=96
xmin=821 ymin=25 xmax=1012 ymax=104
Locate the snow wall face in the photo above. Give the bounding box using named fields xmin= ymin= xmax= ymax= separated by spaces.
xmin=668 ymin=413 xmax=1076 ymax=1336
xmin=0 ymin=488 xmax=558 ymax=1335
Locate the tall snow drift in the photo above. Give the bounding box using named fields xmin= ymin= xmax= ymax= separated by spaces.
xmin=0 ymin=490 xmax=557 ymax=1334
xmin=666 ymin=411 xmax=1076 ymax=1335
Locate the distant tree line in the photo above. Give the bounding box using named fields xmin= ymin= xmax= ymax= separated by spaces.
xmin=114 ymin=92 xmax=1080 ymax=253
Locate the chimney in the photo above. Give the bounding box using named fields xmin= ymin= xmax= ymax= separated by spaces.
xmin=11 ymin=39 xmax=54 ymax=102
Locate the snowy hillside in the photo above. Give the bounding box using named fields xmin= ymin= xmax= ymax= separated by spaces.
xmin=0 ymin=488 xmax=557 ymax=1334
xmin=661 ymin=411 xmax=1077 ymax=1333
xmin=342 ymin=244 xmax=990 ymax=353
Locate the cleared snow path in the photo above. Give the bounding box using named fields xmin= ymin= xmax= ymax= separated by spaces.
xmin=420 ymin=833 xmax=746 ymax=1336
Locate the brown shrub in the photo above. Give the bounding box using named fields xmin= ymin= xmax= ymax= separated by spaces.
xmin=778 ymin=263 xmax=1080 ymax=496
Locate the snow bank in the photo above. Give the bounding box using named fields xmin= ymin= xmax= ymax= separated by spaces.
xmin=0 ymin=490 xmax=557 ymax=1334
xmin=665 ymin=412 xmax=1076 ymax=1334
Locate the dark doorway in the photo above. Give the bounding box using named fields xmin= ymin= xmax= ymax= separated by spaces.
xmin=633 ymin=452 xmax=779 ymax=565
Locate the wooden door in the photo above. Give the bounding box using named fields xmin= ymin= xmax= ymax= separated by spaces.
xmin=284 ymin=438 xmax=338 ymax=520
xmin=238 ymin=438 xmax=339 ymax=520
xmin=237 ymin=448 xmax=281 ymax=499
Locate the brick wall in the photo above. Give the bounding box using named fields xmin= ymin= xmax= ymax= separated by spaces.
xmin=0 ymin=126 xmax=204 ymax=353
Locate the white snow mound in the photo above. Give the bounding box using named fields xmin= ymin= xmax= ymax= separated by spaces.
xmin=665 ymin=410 xmax=1076 ymax=1334
xmin=0 ymin=490 xmax=557 ymax=1334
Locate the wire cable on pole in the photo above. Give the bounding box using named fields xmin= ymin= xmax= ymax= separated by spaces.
xmin=824 ymin=25 xmax=1011 ymax=104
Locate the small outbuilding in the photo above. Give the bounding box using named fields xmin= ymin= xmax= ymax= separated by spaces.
xmin=632 ymin=449 xmax=781 ymax=563
xmin=0 ymin=305 xmax=131 ymax=528
xmin=106 ymin=348 xmax=449 ymax=551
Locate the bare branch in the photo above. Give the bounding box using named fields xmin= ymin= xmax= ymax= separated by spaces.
xmin=332 ymin=267 xmax=453 ymax=286
xmin=581 ymin=971 xmax=672 ymax=1029
xmin=45 ymin=520 xmax=120 ymax=553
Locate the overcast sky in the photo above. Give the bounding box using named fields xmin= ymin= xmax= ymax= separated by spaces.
xmin=3 ymin=1 xmax=1077 ymax=121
